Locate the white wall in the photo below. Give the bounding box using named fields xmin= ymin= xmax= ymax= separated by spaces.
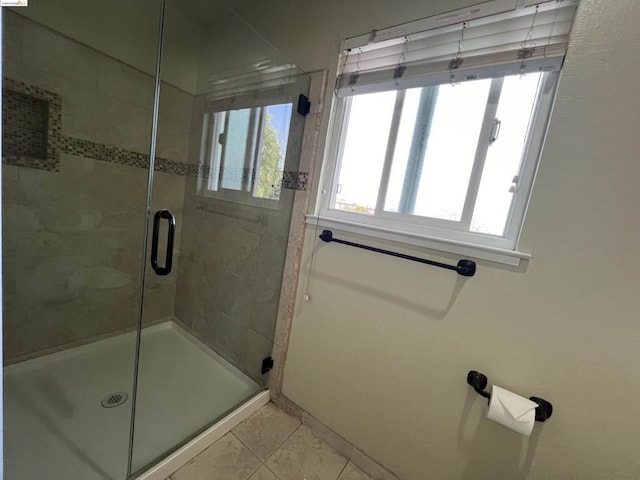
xmin=193 ymin=1 xmax=294 ymax=94
xmin=237 ymin=0 xmax=640 ymax=478
xmin=226 ymin=0 xmax=473 ymax=75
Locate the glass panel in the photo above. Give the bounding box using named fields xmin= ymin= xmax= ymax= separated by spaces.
xmin=220 ymin=108 xmax=252 ymax=190
xmin=205 ymin=103 xmax=293 ymax=201
xmin=1 ymin=2 xmax=161 ymax=479
xmin=255 ymin=103 xmax=293 ymax=200
xmin=409 ymin=79 xmax=491 ymax=221
xmin=130 ymin=0 xmax=310 ymax=474
xmin=333 ymin=90 xmax=396 ymax=214
xmin=382 ymin=80 xmax=491 ymax=219
xmin=471 ymin=73 xmax=542 ymax=235
xmin=384 ymin=87 xmax=422 ymax=213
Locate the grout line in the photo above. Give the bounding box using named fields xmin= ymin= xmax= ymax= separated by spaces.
xmin=265 ymin=464 xmax=285 ymax=480
xmin=231 ymin=430 xmax=264 ymax=462
xmin=281 ymin=419 xmax=303 ymax=445
xmin=335 ymin=460 xmax=349 ymax=480
xmin=262 ymin=420 xmax=303 ymax=468
xmin=244 ymin=458 xmax=263 ymax=480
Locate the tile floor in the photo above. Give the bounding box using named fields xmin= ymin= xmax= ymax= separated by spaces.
xmin=167 ymin=403 xmax=373 ymax=480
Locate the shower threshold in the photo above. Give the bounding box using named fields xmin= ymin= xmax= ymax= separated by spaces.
xmin=4 ymin=321 xmax=268 ymax=480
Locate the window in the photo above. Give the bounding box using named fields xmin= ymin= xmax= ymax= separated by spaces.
xmin=319 ymin=0 xmax=579 ymax=261
xmin=200 ymin=103 xmax=293 ymax=205
xmin=196 ymin=67 xmax=308 ymax=208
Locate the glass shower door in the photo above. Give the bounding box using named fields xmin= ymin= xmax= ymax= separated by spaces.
xmin=2 ymin=1 xmax=163 ymax=479
xmin=128 ymin=0 xmax=310 ymax=474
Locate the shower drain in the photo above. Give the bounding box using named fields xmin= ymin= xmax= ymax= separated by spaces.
xmin=101 ymin=391 xmax=129 ymax=408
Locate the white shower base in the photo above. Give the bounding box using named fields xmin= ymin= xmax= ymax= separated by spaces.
xmin=4 ymin=321 xmax=263 ymax=480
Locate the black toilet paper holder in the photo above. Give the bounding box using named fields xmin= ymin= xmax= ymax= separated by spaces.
xmin=466 ymin=370 xmax=553 ymax=422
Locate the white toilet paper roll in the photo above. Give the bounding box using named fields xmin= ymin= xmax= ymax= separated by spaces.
xmin=487 ymin=385 xmax=538 ymax=436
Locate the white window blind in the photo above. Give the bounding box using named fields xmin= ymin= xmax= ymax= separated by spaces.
xmin=206 ymin=62 xmax=302 ymax=102
xmin=336 ymin=0 xmax=579 ymax=96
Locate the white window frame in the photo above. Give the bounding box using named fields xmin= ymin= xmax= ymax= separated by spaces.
xmin=199 ymin=105 xmax=281 ymax=208
xmin=197 ymin=86 xmax=302 ymax=210
xmin=314 ymin=68 xmax=561 ymax=266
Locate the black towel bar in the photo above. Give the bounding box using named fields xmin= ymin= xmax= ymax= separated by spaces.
xmin=318 ymin=230 xmax=476 ymax=277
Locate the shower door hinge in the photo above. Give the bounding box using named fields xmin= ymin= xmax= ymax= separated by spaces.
xmin=297 ymin=94 xmax=311 ymax=116
xmin=261 ymin=356 xmax=274 ymax=375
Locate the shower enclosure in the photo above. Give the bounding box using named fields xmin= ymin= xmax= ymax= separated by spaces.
xmin=2 ymin=1 xmax=308 ymax=478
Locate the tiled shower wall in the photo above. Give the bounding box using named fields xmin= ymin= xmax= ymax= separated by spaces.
xmin=174 ymin=191 xmax=292 ymax=383
xmin=1 ymin=11 xmax=193 ymax=361
xmin=2 ymin=11 xmax=307 ymax=383
xmin=173 ymin=93 xmax=306 ymax=384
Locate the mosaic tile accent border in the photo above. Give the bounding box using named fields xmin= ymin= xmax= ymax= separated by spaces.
xmin=2 ymin=77 xmax=62 ymax=171
xmin=1 ymin=77 xmax=194 ymax=176
xmin=1 ymin=77 xmax=309 ymax=188
xmin=57 ymin=134 xmax=193 ymax=175
xmin=281 ymin=170 xmax=308 ymax=191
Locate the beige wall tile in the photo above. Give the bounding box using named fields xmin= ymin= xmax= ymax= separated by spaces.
xmin=214 ymin=311 xmax=248 ymax=367
xmin=243 ymin=329 xmax=274 ymax=385
xmin=3 ymin=155 xmax=150 ymax=358
xmin=260 ymin=201 xmax=294 ymax=243
xmin=97 ymin=55 xmax=154 ymax=108
xmin=159 ymin=85 xmax=195 ymax=131
xmin=2 ymin=165 xmax=19 ymax=199
xmin=173 ymin=256 xmax=201 ymax=330
xmin=191 ymin=308 xmax=218 ymax=347
xmin=60 ymin=82 xmax=102 ymax=140
xmin=2 ymin=12 xmax=23 ymax=74
xmin=142 ymin=284 xmax=177 ymax=325
xmin=95 ymin=94 xmax=153 ymax=153
xmin=21 ymin=16 xmax=99 ymax=87
xmin=3 ymin=300 xmax=90 ymax=359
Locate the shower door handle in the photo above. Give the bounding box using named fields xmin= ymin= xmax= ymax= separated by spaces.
xmin=151 ymin=209 xmax=175 ymax=276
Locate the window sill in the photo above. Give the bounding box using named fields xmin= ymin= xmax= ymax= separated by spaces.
xmin=195 ymin=189 xmax=281 ymax=210
xmin=305 ymin=215 xmax=531 ymax=267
